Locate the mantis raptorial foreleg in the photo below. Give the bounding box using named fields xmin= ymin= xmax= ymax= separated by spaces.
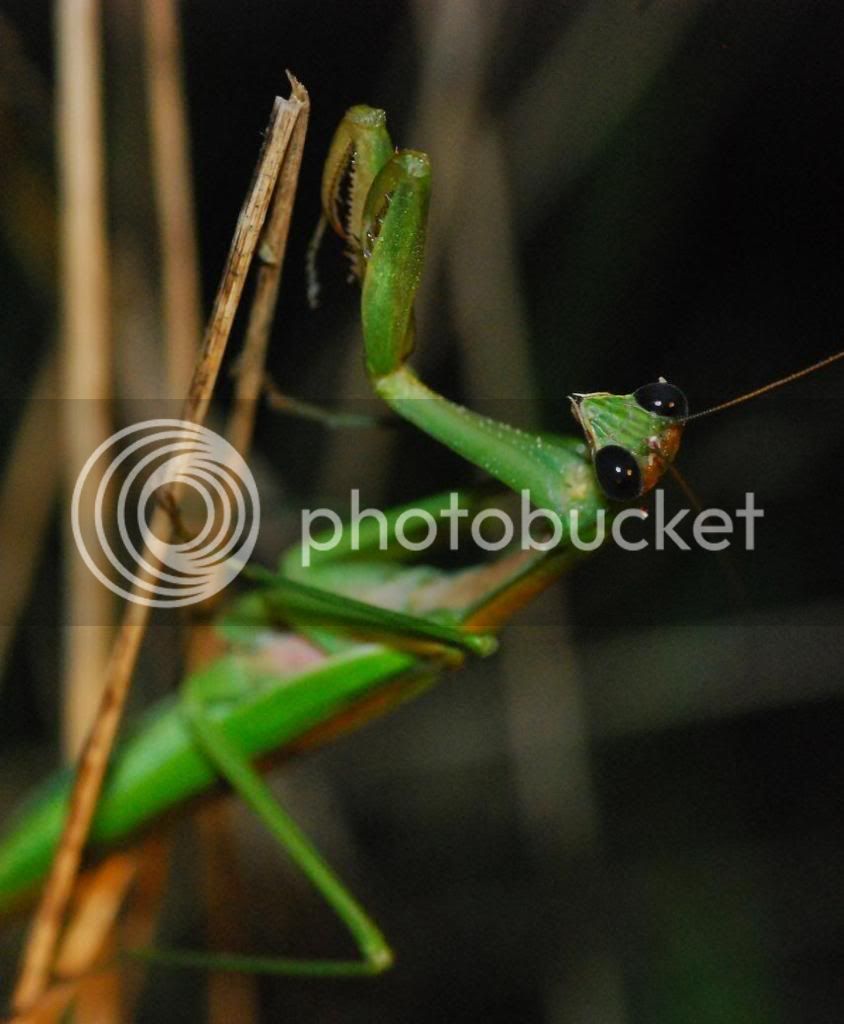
xmin=319 ymin=107 xmax=692 ymax=513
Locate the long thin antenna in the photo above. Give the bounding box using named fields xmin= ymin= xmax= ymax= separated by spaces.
xmin=683 ymin=348 xmax=844 ymax=423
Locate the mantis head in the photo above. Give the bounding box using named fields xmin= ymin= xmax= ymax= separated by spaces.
xmin=570 ymin=380 xmax=687 ymax=501
xmin=571 ymin=344 xmax=844 ymax=503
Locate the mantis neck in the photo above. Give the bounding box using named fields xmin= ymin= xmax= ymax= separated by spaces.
xmin=373 ymin=365 xmax=602 ymax=522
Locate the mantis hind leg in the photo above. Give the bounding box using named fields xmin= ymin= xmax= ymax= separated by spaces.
xmin=131 ymin=673 xmax=393 ymax=978
xmin=229 ymin=571 xmax=497 ymax=659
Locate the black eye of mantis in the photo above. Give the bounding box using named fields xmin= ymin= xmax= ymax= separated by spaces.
xmin=634 ymin=381 xmax=688 ymax=419
xmin=594 ymin=445 xmax=643 ymax=501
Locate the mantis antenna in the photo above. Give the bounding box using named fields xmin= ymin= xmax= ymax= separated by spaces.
xmin=683 ymin=347 xmax=844 ymax=423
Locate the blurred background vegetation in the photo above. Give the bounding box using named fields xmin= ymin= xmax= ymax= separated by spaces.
xmin=0 ymin=1 xmax=842 ymax=1021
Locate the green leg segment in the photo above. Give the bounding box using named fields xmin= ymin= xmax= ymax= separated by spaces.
xmin=230 ymin=572 xmax=497 ymax=658
xmin=131 ymin=673 xmax=394 ymax=978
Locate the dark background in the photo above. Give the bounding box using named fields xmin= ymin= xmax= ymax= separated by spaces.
xmin=1 ymin=1 xmax=843 ymax=1021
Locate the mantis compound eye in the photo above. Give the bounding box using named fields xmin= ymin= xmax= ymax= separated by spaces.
xmin=594 ymin=445 xmax=643 ymax=501
xmin=634 ymin=381 xmax=688 ymax=419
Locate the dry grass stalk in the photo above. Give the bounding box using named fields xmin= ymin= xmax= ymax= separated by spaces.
xmin=56 ymin=0 xmax=114 ymax=762
xmin=12 ymin=854 xmax=139 ymax=1024
xmin=143 ymin=0 xmax=202 ymax=397
xmin=205 ymin=76 xmax=309 ymax=1022
xmin=10 ymin=86 xmax=307 ymax=1017
xmin=227 ymin=75 xmax=310 ymax=455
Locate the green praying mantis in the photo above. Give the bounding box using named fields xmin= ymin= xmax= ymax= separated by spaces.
xmin=0 ymin=104 xmax=841 ymax=986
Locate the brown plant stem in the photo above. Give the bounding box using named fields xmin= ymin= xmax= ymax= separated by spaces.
xmin=56 ymin=0 xmax=113 ymax=763
xmin=142 ymin=0 xmax=202 ymax=397
xmin=10 ymin=88 xmax=306 ymax=1017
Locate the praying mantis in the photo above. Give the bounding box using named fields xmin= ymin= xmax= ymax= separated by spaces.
xmin=0 ymin=104 xmax=840 ymax=988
